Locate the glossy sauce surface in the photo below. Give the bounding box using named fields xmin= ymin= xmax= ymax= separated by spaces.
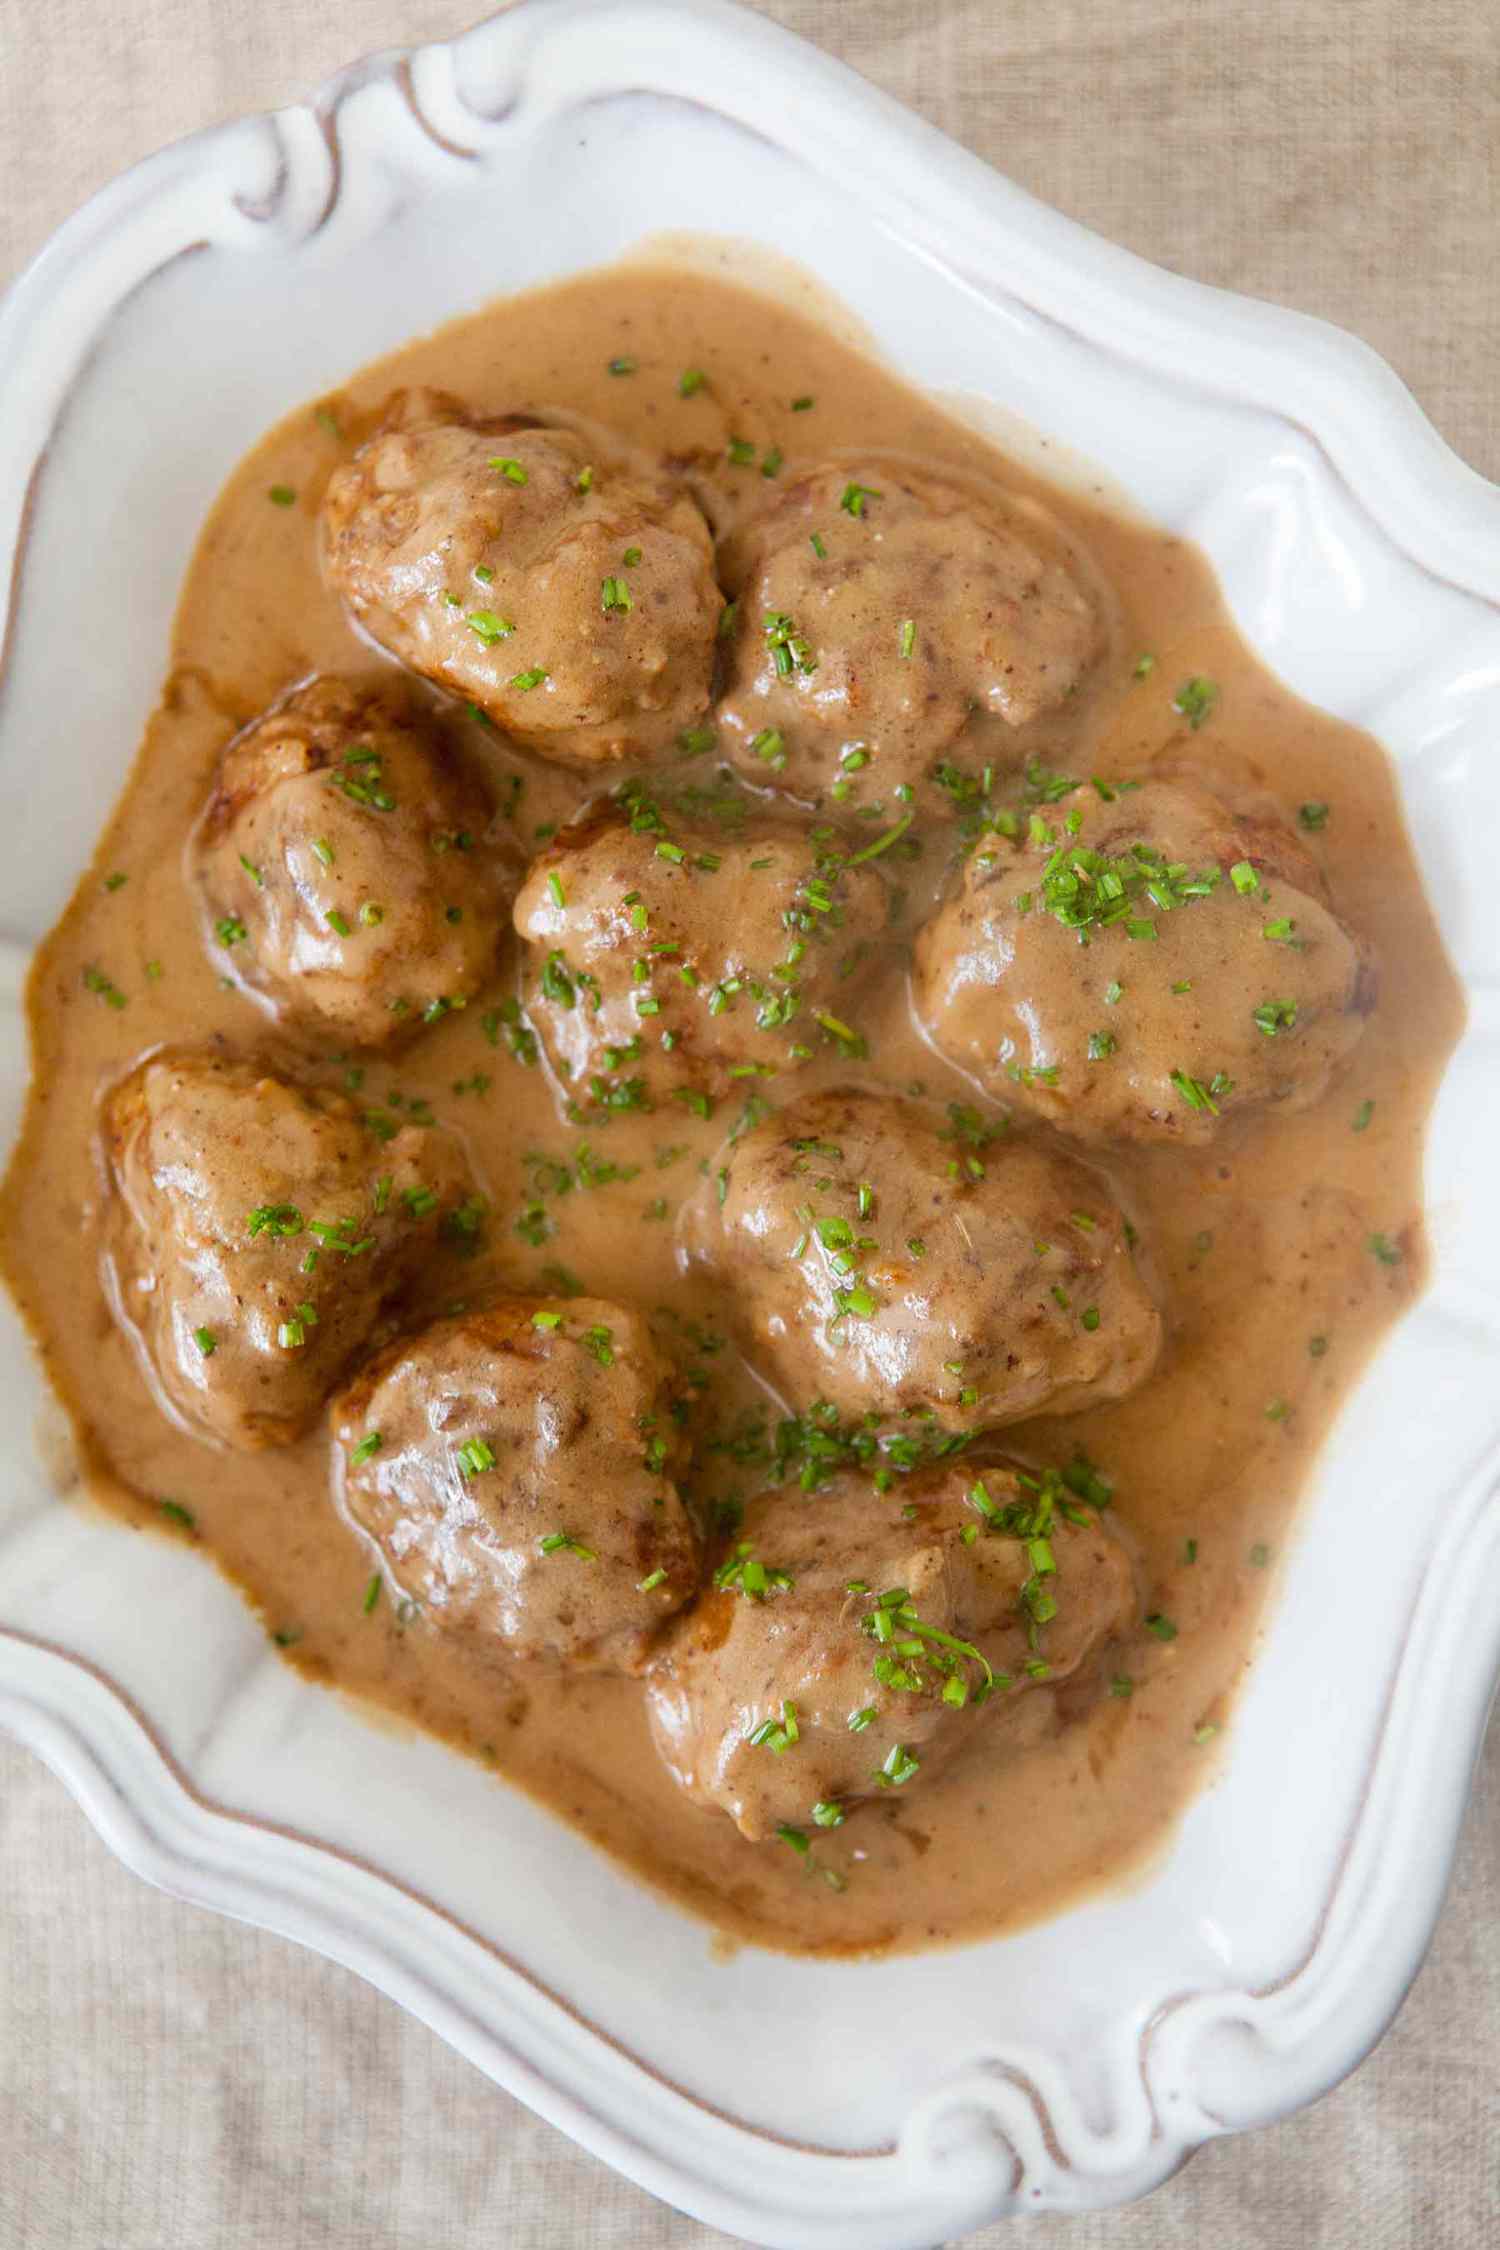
xmin=0 ymin=258 xmax=1463 ymax=1954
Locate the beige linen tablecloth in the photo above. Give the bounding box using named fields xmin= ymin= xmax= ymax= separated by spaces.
xmin=1 ymin=3 xmax=1496 ymax=2243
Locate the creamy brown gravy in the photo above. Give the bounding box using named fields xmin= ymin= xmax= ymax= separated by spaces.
xmin=0 ymin=259 xmax=1463 ymax=1955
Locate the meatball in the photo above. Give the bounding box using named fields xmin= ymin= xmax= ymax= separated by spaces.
xmin=698 ymin=1086 xmax=1160 ymax=1428
xmin=513 ymin=784 xmax=893 ymax=1110
xmin=102 ymin=1050 xmax=480 ymax=1450
xmin=330 ymin=1296 xmax=698 ymax=1672
xmin=320 ymin=388 xmax=723 ymax=765
xmin=191 ymin=674 xmax=515 ymax=1050
xmin=715 ymin=460 xmax=1102 ymax=808
xmin=646 ymin=1462 xmax=1134 ymax=1839
xmin=914 ymin=777 xmax=1374 ymax=1145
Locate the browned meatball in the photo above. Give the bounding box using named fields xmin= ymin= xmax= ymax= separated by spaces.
xmin=696 ymin=1086 xmax=1160 ymax=1429
xmin=320 ymin=388 xmax=723 ymax=765
xmin=914 ymin=777 xmax=1373 ymax=1145
xmin=646 ymin=1462 xmax=1134 ymax=1839
xmin=191 ymin=675 xmax=515 ymax=1050
xmin=512 ymin=783 xmax=894 ymax=1112
xmin=102 ymin=1050 xmax=480 ymax=1450
xmin=330 ymin=1296 xmax=698 ymax=1672
xmin=715 ymin=460 xmax=1102 ymax=809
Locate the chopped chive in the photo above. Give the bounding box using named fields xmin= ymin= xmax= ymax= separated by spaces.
xmin=873 ymin=1742 xmax=919 ymax=1788
xmin=1252 ymin=997 xmax=1298 ymax=1038
xmin=1173 ymin=675 xmax=1219 ymax=730
xmin=82 ymin=966 xmax=127 ymax=1009
xmin=466 ymin=610 xmax=514 ymax=646
xmin=246 ymin=1202 xmax=303 ymax=1238
xmin=539 ymin=1530 xmax=597 ymax=1559
xmin=846 ymin=813 xmax=912 ymax=864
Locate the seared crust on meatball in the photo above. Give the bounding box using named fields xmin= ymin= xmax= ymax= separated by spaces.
xmin=696 ymin=1086 xmax=1161 ymax=1429
xmin=330 ymin=1296 xmax=698 ymax=1672
xmin=102 ymin=1050 xmax=480 ymax=1450
xmin=914 ymin=777 xmax=1374 ymax=1145
xmin=319 ymin=387 xmax=723 ymax=765
xmin=646 ymin=1462 xmax=1135 ymax=1838
xmin=192 ymin=674 xmax=515 ymax=1050
xmin=715 ymin=459 xmax=1102 ymax=807
xmin=513 ymin=783 xmax=893 ymax=1110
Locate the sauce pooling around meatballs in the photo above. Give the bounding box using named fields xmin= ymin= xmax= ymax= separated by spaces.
xmin=0 ymin=255 xmax=1461 ymax=1958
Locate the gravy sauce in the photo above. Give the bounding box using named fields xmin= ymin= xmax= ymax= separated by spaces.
xmin=0 ymin=258 xmax=1463 ymax=1954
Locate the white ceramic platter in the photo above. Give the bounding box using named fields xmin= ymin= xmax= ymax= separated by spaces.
xmin=1 ymin=4 xmax=1498 ymax=2243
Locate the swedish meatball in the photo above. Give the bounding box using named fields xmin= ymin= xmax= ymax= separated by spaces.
xmin=513 ymin=783 xmax=892 ymax=1110
xmin=698 ymin=1086 xmax=1160 ymax=1428
xmin=192 ymin=675 xmax=514 ymax=1050
xmin=646 ymin=1462 xmax=1134 ymax=1839
xmin=330 ymin=1296 xmax=697 ymax=1671
xmin=914 ymin=777 xmax=1373 ymax=1145
xmin=320 ymin=388 xmax=723 ymax=765
xmin=715 ymin=460 xmax=1102 ymax=808
xmin=102 ymin=1050 xmax=480 ymax=1450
